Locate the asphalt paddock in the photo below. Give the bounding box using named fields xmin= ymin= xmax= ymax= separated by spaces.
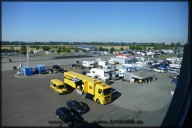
xmin=2 ymin=68 xmax=176 ymax=126
xmin=54 ymin=55 xmax=94 ymax=59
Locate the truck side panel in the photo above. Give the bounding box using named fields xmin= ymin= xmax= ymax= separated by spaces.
xmin=64 ymin=77 xmax=76 ymax=88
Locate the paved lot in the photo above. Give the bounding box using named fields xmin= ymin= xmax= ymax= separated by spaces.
xmin=1 ymin=54 xmax=113 ymax=71
xmin=2 ymin=55 xmax=177 ymax=126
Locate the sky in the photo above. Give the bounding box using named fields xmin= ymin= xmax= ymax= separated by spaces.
xmin=2 ymin=2 xmax=188 ymax=43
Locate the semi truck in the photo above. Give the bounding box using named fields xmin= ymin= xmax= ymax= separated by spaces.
xmin=63 ymin=71 xmax=112 ymax=105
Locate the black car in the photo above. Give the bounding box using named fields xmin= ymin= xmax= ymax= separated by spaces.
xmin=52 ymin=65 xmax=66 ymax=73
xmin=56 ymin=107 xmax=82 ymax=124
xmin=67 ymin=100 xmax=86 ymax=114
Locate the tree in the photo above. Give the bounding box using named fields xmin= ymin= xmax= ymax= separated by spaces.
xmin=36 ymin=46 xmax=40 ymax=50
xmin=110 ymin=47 xmax=115 ymax=53
xmin=120 ymin=47 xmax=124 ymax=51
xmin=143 ymin=46 xmax=147 ymax=50
xmin=10 ymin=46 xmax=14 ymax=51
xmin=65 ymin=48 xmax=71 ymax=53
xmin=30 ymin=49 xmax=33 ymax=54
xmin=135 ymin=46 xmax=142 ymax=50
xmin=129 ymin=46 xmax=135 ymax=50
xmin=21 ymin=44 xmax=27 ymax=55
xmin=176 ymin=42 xmax=181 ymax=46
xmin=42 ymin=46 xmax=51 ymax=51
xmin=57 ymin=48 xmax=61 ymax=53
xmin=82 ymin=49 xmax=87 ymax=53
xmin=99 ymin=47 xmax=104 ymax=51
xmin=74 ymin=47 xmax=79 ymax=52
xmin=51 ymin=49 xmax=55 ymax=53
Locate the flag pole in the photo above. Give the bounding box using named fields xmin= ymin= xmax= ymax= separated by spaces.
xmin=27 ymin=50 xmax=29 ymax=67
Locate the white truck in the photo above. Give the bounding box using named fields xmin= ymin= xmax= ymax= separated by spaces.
xmin=86 ymin=68 xmax=110 ymax=84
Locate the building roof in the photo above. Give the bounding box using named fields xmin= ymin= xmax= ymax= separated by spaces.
xmin=125 ymin=70 xmax=155 ymax=79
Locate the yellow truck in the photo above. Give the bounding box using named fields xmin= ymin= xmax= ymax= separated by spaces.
xmin=50 ymin=79 xmax=67 ymax=95
xmin=64 ymin=71 xmax=112 ymax=105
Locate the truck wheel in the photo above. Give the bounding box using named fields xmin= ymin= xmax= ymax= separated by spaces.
xmin=96 ymin=99 xmax=100 ymax=104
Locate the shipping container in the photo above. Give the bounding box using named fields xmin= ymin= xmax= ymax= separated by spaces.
xmin=22 ymin=66 xmax=33 ymax=76
xmin=34 ymin=64 xmax=46 ymax=74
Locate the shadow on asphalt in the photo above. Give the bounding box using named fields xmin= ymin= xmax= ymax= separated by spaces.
xmin=54 ymin=55 xmax=94 ymax=59
xmin=111 ymin=89 xmax=122 ymax=103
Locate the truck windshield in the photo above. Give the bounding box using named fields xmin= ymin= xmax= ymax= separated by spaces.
xmin=103 ymin=88 xmax=111 ymax=95
xmin=58 ymin=85 xmax=65 ymax=89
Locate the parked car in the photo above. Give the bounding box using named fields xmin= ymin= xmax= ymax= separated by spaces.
xmin=153 ymin=67 xmax=166 ymax=73
xmin=67 ymin=100 xmax=87 ymax=114
xmin=52 ymin=65 xmax=66 ymax=73
xmin=56 ymin=107 xmax=83 ymax=124
xmin=172 ymin=78 xmax=178 ymax=85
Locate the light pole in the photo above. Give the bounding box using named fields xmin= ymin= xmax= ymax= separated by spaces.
xmin=19 ymin=42 xmax=22 ymax=68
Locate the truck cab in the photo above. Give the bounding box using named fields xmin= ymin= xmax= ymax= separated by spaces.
xmin=50 ymin=79 xmax=67 ymax=95
xmin=93 ymin=84 xmax=112 ymax=105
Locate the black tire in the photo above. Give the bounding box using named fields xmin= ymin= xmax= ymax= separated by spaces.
xmin=96 ymin=99 xmax=100 ymax=104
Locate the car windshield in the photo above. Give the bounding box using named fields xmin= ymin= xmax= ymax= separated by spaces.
xmin=73 ymin=101 xmax=81 ymax=106
xmin=103 ymin=88 xmax=111 ymax=95
xmin=58 ymin=85 xmax=65 ymax=89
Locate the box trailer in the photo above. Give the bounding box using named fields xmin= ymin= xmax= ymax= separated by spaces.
xmin=98 ymin=60 xmax=108 ymax=67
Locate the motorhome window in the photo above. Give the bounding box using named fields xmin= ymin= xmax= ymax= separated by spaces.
xmin=89 ymin=86 xmax=92 ymax=89
xmin=92 ymin=71 xmax=95 ymax=73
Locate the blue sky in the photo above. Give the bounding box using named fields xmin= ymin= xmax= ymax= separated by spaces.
xmin=2 ymin=2 xmax=188 ymax=43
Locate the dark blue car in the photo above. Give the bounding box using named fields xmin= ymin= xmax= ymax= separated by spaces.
xmin=172 ymin=78 xmax=178 ymax=85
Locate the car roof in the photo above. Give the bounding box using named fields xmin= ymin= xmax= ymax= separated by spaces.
xmin=68 ymin=100 xmax=81 ymax=105
xmin=57 ymin=107 xmax=69 ymax=112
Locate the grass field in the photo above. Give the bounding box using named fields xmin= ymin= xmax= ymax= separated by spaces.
xmin=158 ymin=53 xmax=177 ymax=59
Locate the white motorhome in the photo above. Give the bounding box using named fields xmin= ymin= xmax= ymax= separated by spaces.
xmin=172 ymin=57 xmax=182 ymax=64
xmin=117 ymin=69 xmax=127 ymax=78
xmin=86 ymin=68 xmax=110 ymax=84
xmin=169 ymin=63 xmax=181 ymax=69
xmin=167 ymin=67 xmax=180 ymax=74
xmin=166 ymin=58 xmax=177 ymax=64
xmin=135 ymin=62 xmax=148 ymax=69
xmin=98 ymin=60 xmax=109 ymax=67
xmin=108 ymin=59 xmax=117 ymax=65
xmin=146 ymin=51 xmax=154 ymax=56
xmin=102 ymin=65 xmax=116 ymax=72
xmin=82 ymin=61 xmax=94 ymax=68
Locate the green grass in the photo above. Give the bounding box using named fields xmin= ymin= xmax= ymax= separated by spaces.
xmin=158 ymin=53 xmax=177 ymax=59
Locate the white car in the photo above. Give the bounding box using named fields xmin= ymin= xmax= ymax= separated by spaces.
xmin=153 ymin=68 xmax=166 ymax=73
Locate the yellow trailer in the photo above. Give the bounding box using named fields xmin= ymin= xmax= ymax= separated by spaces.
xmin=64 ymin=71 xmax=111 ymax=105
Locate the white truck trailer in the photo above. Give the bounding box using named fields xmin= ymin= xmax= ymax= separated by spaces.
xmin=86 ymin=68 xmax=110 ymax=84
xmin=98 ymin=60 xmax=109 ymax=67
